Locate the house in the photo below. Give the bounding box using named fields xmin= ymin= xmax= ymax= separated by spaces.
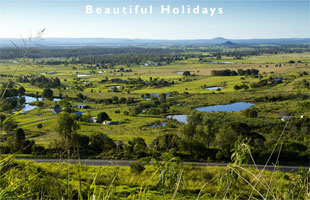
xmin=75 ymin=104 xmax=89 ymax=109
xmin=102 ymin=121 xmax=121 ymax=125
xmin=88 ymin=117 xmax=97 ymax=123
xmin=49 ymin=105 xmax=62 ymax=114
xmin=271 ymin=77 xmax=283 ymax=84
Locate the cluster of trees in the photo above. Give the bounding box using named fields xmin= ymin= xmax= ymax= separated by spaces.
xmin=211 ymin=69 xmax=239 ymax=76
xmin=0 ymin=47 xmax=184 ymax=59
xmin=101 ymin=77 xmax=175 ymax=88
xmin=0 ymin=82 xmax=26 ymax=111
xmin=250 ymin=79 xmax=268 ymax=88
xmin=16 ymin=75 xmax=61 ymax=89
xmin=75 ymin=54 xmax=185 ymax=67
xmin=234 ymin=84 xmax=249 ymax=91
xmin=130 ymin=94 xmax=170 ymax=116
xmin=0 ymin=128 xmax=35 ymax=154
xmin=211 ymin=69 xmax=259 ymax=76
xmin=1 ymin=108 xmax=309 ymax=165
xmin=237 ymin=69 xmax=259 ymax=76
xmin=93 ymin=96 xmax=134 ymax=105
xmin=0 ymin=82 xmax=25 ymax=98
xmin=29 ymin=76 xmax=61 ymax=88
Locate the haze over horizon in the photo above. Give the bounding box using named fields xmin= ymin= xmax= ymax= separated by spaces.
xmin=0 ymin=36 xmax=309 ymax=40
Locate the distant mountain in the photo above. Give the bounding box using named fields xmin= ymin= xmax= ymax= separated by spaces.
xmin=211 ymin=37 xmax=229 ymax=44
xmin=219 ymin=41 xmax=239 ymax=47
xmin=0 ymin=37 xmax=309 ymax=47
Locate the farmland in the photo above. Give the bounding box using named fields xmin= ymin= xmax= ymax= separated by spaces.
xmin=0 ymin=44 xmax=309 ymax=199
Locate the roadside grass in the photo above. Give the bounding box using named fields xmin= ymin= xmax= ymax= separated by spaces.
xmin=0 ymin=157 xmax=308 ymax=199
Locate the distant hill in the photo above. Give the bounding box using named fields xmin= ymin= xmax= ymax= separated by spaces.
xmin=210 ymin=37 xmax=229 ymax=44
xmin=219 ymin=41 xmax=239 ymax=47
xmin=0 ymin=37 xmax=309 ymax=47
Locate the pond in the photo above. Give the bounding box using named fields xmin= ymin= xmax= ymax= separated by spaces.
xmin=166 ymin=102 xmax=255 ymax=123
xmin=166 ymin=115 xmax=188 ymax=124
xmin=77 ymin=74 xmax=91 ymax=77
xmin=22 ymin=96 xmax=61 ymax=113
xmin=149 ymin=122 xmax=166 ymax=128
xmin=195 ymin=102 xmax=255 ymax=112
xmin=205 ymin=86 xmax=223 ymax=90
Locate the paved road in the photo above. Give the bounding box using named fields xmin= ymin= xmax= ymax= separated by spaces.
xmin=17 ymin=158 xmax=308 ymax=173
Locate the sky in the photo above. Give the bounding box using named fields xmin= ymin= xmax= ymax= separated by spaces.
xmin=0 ymin=0 xmax=309 ymax=39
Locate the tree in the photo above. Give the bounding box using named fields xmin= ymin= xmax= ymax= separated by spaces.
xmin=130 ymin=106 xmax=141 ymax=116
xmin=160 ymin=93 xmax=166 ymax=103
xmin=183 ymin=71 xmax=191 ymax=76
xmin=42 ymin=88 xmax=53 ymax=98
xmin=128 ymin=137 xmax=148 ymax=158
xmin=56 ymin=112 xmax=80 ymax=147
xmin=244 ymin=109 xmax=258 ymax=118
xmin=97 ymin=112 xmax=111 ymax=123
xmin=151 ymin=134 xmax=181 ymax=152
xmin=241 ymin=84 xmax=249 ymax=90
xmin=17 ymin=87 xmax=26 ymax=96
xmin=37 ymin=123 xmax=43 ymax=131
xmin=59 ymin=100 xmax=73 ymax=112
xmin=16 ymin=128 xmax=26 ymax=141
xmin=234 ymin=85 xmax=241 ymax=90
xmin=89 ymin=133 xmax=116 ymax=154
xmin=14 ymin=128 xmax=26 ymax=152
xmin=76 ymin=93 xmax=84 ymax=100
xmin=3 ymin=119 xmax=18 ymax=133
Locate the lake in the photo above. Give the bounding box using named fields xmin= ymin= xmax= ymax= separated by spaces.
xmin=22 ymin=96 xmax=61 ymax=113
xmin=166 ymin=102 xmax=255 ymax=123
xmin=195 ymin=102 xmax=255 ymax=112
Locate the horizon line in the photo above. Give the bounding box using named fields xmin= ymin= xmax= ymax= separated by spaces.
xmin=0 ymin=37 xmax=309 ymax=41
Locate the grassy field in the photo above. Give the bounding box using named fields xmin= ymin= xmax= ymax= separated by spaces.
xmin=1 ymin=52 xmax=309 ymax=148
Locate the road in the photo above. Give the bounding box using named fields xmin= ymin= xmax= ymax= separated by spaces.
xmin=18 ymin=117 xmax=58 ymax=127
xmin=17 ymin=158 xmax=308 ymax=173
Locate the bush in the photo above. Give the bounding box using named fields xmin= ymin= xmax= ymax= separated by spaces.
xmin=42 ymin=88 xmax=53 ymax=98
xmin=183 ymin=71 xmax=191 ymax=76
xmin=244 ymin=109 xmax=258 ymax=118
xmin=97 ymin=112 xmax=111 ymax=123
xmin=130 ymin=161 xmax=145 ymax=174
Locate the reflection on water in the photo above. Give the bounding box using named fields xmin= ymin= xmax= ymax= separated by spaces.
xmin=22 ymin=96 xmax=60 ymax=113
xmin=195 ymin=102 xmax=255 ymax=112
xmin=167 ymin=115 xmax=187 ymax=124
xmin=205 ymin=86 xmax=223 ymax=90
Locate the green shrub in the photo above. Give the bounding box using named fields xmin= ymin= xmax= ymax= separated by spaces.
xmin=130 ymin=161 xmax=145 ymax=174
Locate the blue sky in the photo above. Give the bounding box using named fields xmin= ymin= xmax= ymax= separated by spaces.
xmin=0 ymin=0 xmax=309 ymax=39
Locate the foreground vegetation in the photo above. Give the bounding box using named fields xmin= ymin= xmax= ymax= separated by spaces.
xmin=0 ymin=154 xmax=309 ymax=199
